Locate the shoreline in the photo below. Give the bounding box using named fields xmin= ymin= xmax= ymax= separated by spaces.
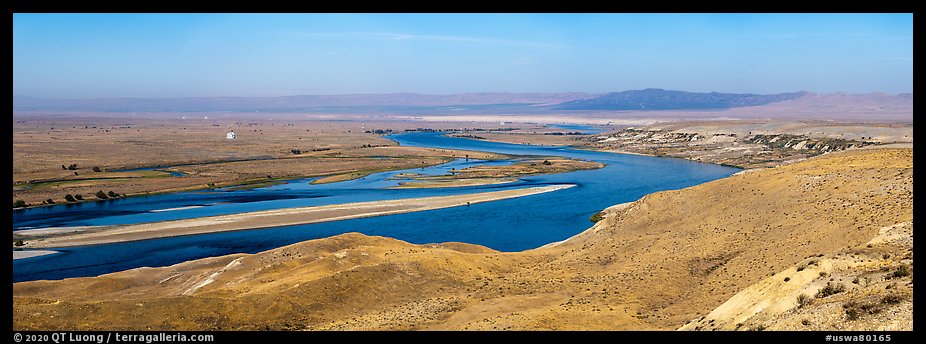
xmin=533 ymin=201 xmax=637 ymax=250
xmin=12 ymin=250 xmax=60 ymax=260
xmin=452 ymin=132 xmax=756 ymax=169
xmin=391 ymin=178 xmax=517 ymax=189
xmin=18 ymin=184 xmax=575 ymax=249
xmin=596 ymin=148 xmax=659 ymax=157
xmin=12 ymin=146 xmax=506 ymax=210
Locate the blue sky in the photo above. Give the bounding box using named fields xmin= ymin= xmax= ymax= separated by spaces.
xmin=12 ymin=13 xmax=912 ymax=98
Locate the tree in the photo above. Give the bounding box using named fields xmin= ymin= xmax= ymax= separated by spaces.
xmin=92 ymin=166 xmax=102 ymax=172
xmin=95 ymin=190 xmax=109 ymax=199
xmin=74 ymin=194 xmax=84 ymax=200
xmin=13 ymin=200 xmax=26 ymax=208
xmin=64 ymin=194 xmax=77 ymax=202
xmin=14 ymin=240 xmax=24 ymax=247
xmin=45 ymin=199 xmax=55 ymax=204
xmin=67 ymin=164 xmax=78 ymax=170
xmin=107 ymin=190 xmax=119 ymax=198
xmin=542 ymin=160 xmax=552 ymax=165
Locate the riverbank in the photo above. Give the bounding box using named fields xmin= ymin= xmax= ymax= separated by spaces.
xmin=446 ymin=119 xmax=913 ymax=169
xmin=389 ymin=158 xmax=604 ymax=189
xmin=393 ymin=177 xmax=516 ymax=189
xmin=15 ymin=184 xmax=575 ymax=249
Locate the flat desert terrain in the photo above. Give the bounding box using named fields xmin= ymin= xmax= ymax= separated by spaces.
xmin=12 ymin=114 xmax=522 ymax=207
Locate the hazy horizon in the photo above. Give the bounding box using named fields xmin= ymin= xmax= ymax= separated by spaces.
xmin=10 ymin=88 xmax=913 ymax=101
xmin=13 ymin=13 xmax=912 ymax=98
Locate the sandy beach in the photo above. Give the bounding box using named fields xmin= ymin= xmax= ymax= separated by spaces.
xmin=17 ymin=184 xmax=574 ymax=249
xmin=12 ymin=250 xmax=59 ymax=260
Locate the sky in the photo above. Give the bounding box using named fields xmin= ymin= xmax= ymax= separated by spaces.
xmin=12 ymin=13 xmax=913 ymax=98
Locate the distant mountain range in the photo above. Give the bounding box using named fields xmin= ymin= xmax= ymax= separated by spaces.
xmin=12 ymin=89 xmax=912 ymax=117
xmin=12 ymin=93 xmax=599 ymax=112
xmin=555 ymin=88 xmax=810 ymax=110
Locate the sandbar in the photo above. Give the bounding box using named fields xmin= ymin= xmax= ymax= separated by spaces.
xmin=12 ymin=250 xmax=60 ymax=260
xmin=391 ymin=178 xmax=517 ymax=189
xmin=19 ymin=184 xmax=575 ymax=249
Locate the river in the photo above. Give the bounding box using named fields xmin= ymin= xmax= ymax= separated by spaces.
xmin=12 ymin=131 xmax=739 ymax=282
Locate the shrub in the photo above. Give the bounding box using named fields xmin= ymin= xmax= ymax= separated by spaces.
xmin=107 ymin=191 xmax=119 ymax=198
xmin=13 ymin=199 xmax=27 ymax=208
xmin=797 ymin=293 xmax=813 ymax=308
xmin=801 ymin=319 xmax=812 ymax=326
xmin=844 ymin=302 xmax=862 ymax=320
xmin=14 ymin=240 xmax=24 ymax=246
xmin=74 ymin=194 xmax=84 ymax=200
xmin=881 ymin=294 xmax=903 ymax=304
xmin=542 ymin=160 xmax=552 ymax=165
xmin=95 ymin=190 xmax=109 ymax=199
xmin=61 ymin=165 xmax=67 ymax=170
xmin=92 ymin=166 xmax=102 ymax=172
xmin=892 ymin=265 xmax=911 ymax=279
xmin=64 ymin=194 xmax=76 ymax=202
xmin=784 ymin=277 xmax=791 ymax=282
xmin=45 ymin=199 xmax=55 ymax=204
xmin=589 ymin=212 xmax=605 ymax=223
xmin=844 ymin=301 xmax=882 ymax=321
xmin=816 ymin=282 xmax=846 ymax=298
xmin=67 ymin=164 xmax=78 ymax=170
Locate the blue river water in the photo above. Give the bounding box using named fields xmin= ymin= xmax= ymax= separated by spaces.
xmin=12 ymin=131 xmax=739 ymax=282
xmin=544 ymin=123 xmax=609 ymax=134
xmin=114 ymin=166 xmax=186 ymax=177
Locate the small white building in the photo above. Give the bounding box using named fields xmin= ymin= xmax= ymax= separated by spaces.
xmin=226 ymin=130 xmax=236 ymax=140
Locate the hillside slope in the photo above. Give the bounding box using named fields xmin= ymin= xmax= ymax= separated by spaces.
xmin=679 ymin=221 xmax=912 ymax=331
xmin=13 ymin=148 xmax=912 ymax=330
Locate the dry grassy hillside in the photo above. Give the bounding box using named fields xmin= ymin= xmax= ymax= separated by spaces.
xmin=13 ymin=147 xmax=912 ymax=330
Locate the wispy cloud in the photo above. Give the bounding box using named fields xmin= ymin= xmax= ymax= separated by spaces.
xmin=278 ymin=31 xmax=566 ymax=49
